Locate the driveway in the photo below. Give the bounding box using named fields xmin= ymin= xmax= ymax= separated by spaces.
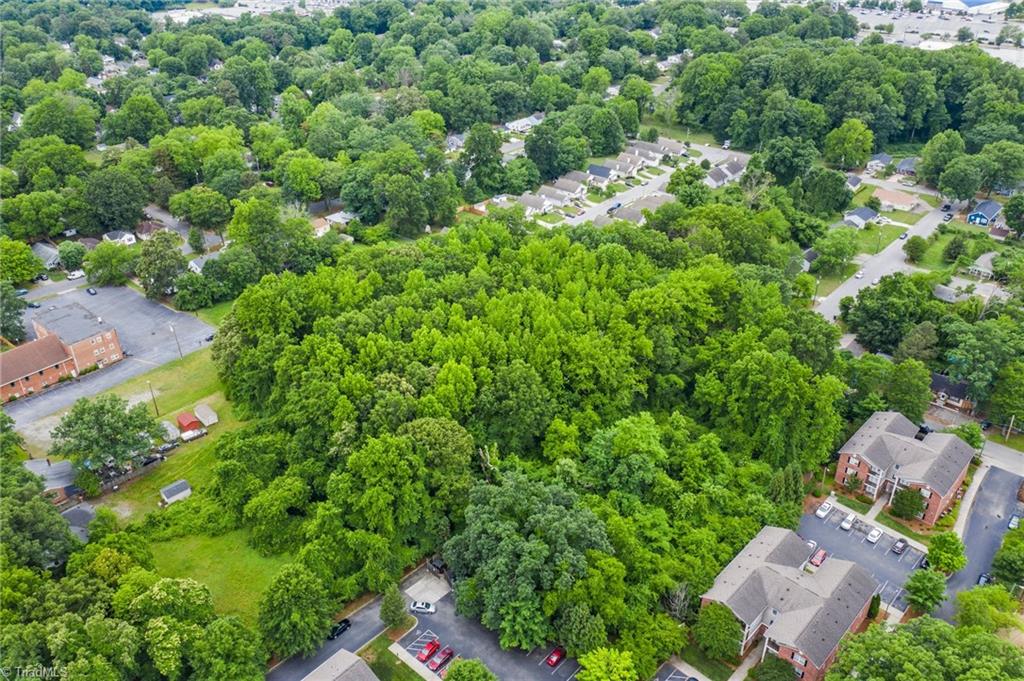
xmin=935 ymin=465 xmax=1024 ymax=622
xmin=4 ymin=286 xmax=213 ymax=433
xmin=798 ymin=506 xmax=925 ymax=612
xmin=144 ymin=204 xmax=220 ymax=255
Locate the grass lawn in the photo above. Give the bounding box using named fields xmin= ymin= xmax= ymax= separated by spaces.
xmin=359 ymin=636 xmax=423 ymax=681
xmin=640 ymin=116 xmax=717 ymax=146
xmin=196 ymin=299 xmax=234 ymax=327
xmin=607 ymin=182 xmax=628 ymax=193
xmin=537 ymin=213 xmax=563 ymax=224
xmin=679 ymin=643 xmax=735 ymax=681
xmin=876 ymin=511 xmax=933 ymax=546
xmin=835 ymin=493 xmax=873 ymax=514
xmin=850 ymin=185 xmax=874 ymax=207
xmin=646 ymin=165 xmax=666 ymax=175
xmin=586 ymin=190 xmax=603 ymax=203
xmin=857 ymin=225 xmax=906 ymax=255
xmin=151 ymin=530 xmax=292 ymax=626
xmin=915 ymin=193 xmax=940 ymax=208
xmin=881 ymin=209 xmax=924 ymax=225
xmin=998 ymin=432 xmax=1024 ymax=453
xmin=918 ymin=233 xmax=955 ymax=271
xmin=816 ymin=263 xmax=859 ymax=297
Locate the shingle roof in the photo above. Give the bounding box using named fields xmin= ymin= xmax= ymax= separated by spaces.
xmin=33 ymin=302 xmax=109 ymax=344
xmin=971 ymin=200 xmax=1002 ymax=220
xmin=706 ymin=167 xmax=728 ymax=185
xmin=703 ymin=527 xmax=877 ymax=668
xmin=553 ymin=178 xmax=584 ymax=194
xmin=897 ymin=157 xmax=918 ymax=172
xmin=564 ymin=170 xmax=590 ymax=184
xmin=587 ymin=164 xmax=613 ymax=178
xmin=840 ymin=411 xmax=974 ymax=496
xmin=31 ymin=242 xmax=59 ymax=264
xmin=846 ymin=174 xmax=862 ymax=188
xmin=302 ymin=649 xmax=380 ymax=681
xmin=871 ymin=152 xmax=892 ymax=165
xmin=930 ymin=372 xmax=969 ymax=401
xmin=160 ymin=479 xmax=191 ymax=500
xmin=0 ymin=335 xmax=71 ymax=384
xmin=847 ymin=207 xmax=879 ymax=222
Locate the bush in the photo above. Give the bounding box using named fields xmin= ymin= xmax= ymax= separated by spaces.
xmin=380 ymin=582 xmax=407 ymax=629
xmin=867 ymin=593 xmax=880 ymax=619
xmin=693 ymin=602 xmax=742 ymax=661
xmin=891 ymin=488 xmax=925 ymax=520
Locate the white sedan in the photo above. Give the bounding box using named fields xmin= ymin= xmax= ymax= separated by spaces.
xmin=815 ymin=502 xmax=834 ymax=519
xmin=855 ymin=271 xmax=865 ymax=279
xmin=866 ymin=527 xmax=883 ymax=544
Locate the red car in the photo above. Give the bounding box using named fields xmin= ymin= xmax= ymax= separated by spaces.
xmin=439 ymin=656 xmax=461 ymax=678
xmin=417 ymin=639 xmax=441 ymax=662
xmin=428 ymin=646 xmax=454 ymax=672
xmin=810 ymin=549 xmax=827 ymax=567
xmin=546 ymin=646 xmax=566 ymax=667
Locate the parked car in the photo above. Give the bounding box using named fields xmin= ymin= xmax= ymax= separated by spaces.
xmin=871 ymin=277 xmax=880 ymax=285
xmin=943 ymin=213 xmax=953 ymax=222
xmin=606 ymin=202 xmax=622 ymax=214
xmin=428 ymin=647 xmax=454 ymax=672
xmin=14 ymin=288 xmax=28 ymax=296
xmin=722 ymin=139 xmax=732 ymax=150
xmin=410 ymin=601 xmax=436 ymax=615
xmin=941 ymin=203 xmax=951 ymax=211
xmin=86 ymin=287 xmax=98 ymax=295
xmin=35 ymin=273 xmax=49 ymax=281
xmin=840 ymin=513 xmax=856 ymax=531
xmin=810 ymin=549 xmax=828 ymax=567
xmin=439 ymin=656 xmax=461 ymax=678
xmin=181 ymin=428 xmax=208 ymax=443
xmin=154 ymin=442 xmax=178 ymax=454
xmin=866 ymin=527 xmax=883 ymax=544
xmin=899 ymin=232 xmax=908 ymax=239
xmin=918 ymin=556 xmax=930 ymax=570
xmin=805 ymin=539 xmax=817 ymax=553
xmin=855 ymin=271 xmax=864 ymax=279
xmin=977 ymin=573 xmax=992 ymax=586
xmin=417 ymin=639 xmax=441 ymax=662
xmin=327 ymin=619 xmax=351 ymax=640
xmin=891 ymin=538 xmax=908 ymax=555
xmin=1009 ymin=514 xmax=1020 ymax=530
xmin=546 ymin=647 xmax=566 ymax=667
xmin=27 ymin=301 xmax=41 ymax=308
xmin=67 ymin=269 xmax=85 ymax=280
xmin=815 ymin=501 xmax=834 ymax=519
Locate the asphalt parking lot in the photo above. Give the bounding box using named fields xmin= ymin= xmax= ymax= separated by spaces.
xmin=400 ymin=593 xmax=580 ymax=681
xmin=798 ymin=503 xmax=925 ymax=612
xmin=5 ymin=285 xmax=212 ymax=430
xmin=653 ymin=664 xmax=700 ymax=681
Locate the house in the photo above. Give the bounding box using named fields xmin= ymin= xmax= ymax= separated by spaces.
xmin=873 ymin=188 xmax=919 ymax=212
xmin=188 ymin=250 xmax=223 ymax=274
xmin=607 ymin=159 xmax=640 ymax=178
xmin=176 ymin=412 xmax=202 ymax=433
xmin=655 ymin=54 xmax=684 ymax=72
xmin=311 ymin=218 xmax=331 ymax=238
xmin=103 ymin=230 xmax=136 ymax=246
xmin=802 ymin=248 xmax=819 ymax=272
xmin=504 ymin=112 xmax=545 ymax=134
xmin=897 ymin=157 xmax=918 ymax=175
xmin=537 ymin=185 xmax=571 ymax=207
xmin=866 ymin=152 xmax=893 ymax=172
xmin=835 ymin=411 xmax=974 ymax=526
xmin=723 ymin=157 xmax=747 ymax=179
xmin=967 ymin=251 xmax=997 ymax=279
xmin=845 ymin=174 xmax=862 ymax=191
xmin=302 ymin=648 xmax=380 ymax=681
xmin=587 ymin=164 xmax=616 ymax=188
xmin=79 ymin=238 xmax=100 ymax=250
xmin=552 ymin=178 xmax=586 ymax=200
xmin=445 ymin=133 xmax=465 ymax=152
xmin=612 ymin=193 xmax=674 ymax=224
xmin=989 ymin=225 xmax=1010 ymax=240
xmin=705 ymin=167 xmax=729 ymax=189
xmin=930 ymin=373 xmax=974 ymax=414
xmin=617 ymin=152 xmax=652 ymax=169
xmin=0 ymin=335 xmax=77 ymax=401
xmin=325 ymin=210 xmax=357 ymax=228
xmin=194 ymin=403 xmax=219 ymax=427
xmin=500 ymin=138 xmax=525 ymax=163
xmin=701 ymin=527 xmax=877 ymax=681
xmin=159 ymin=479 xmax=192 ymax=506
xmin=631 ymin=137 xmax=686 ymax=158
xmin=134 ymin=221 xmax=167 ymax=241
xmin=62 ymin=503 xmax=96 ymax=542
xmin=625 ymin=144 xmax=662 ymax=164
xmin=843 ymin=207 xmax=879 ymax=229
xmin=564 ymin=170 xmax=592 ymax=186
xmin=518 ymin=193 xmax=551 ymax=216
xmin=161 ymin=420 xmax=181 ymax=441
xmin=967 ymin=200 xmax=1002 ymax=226
xmin=31 ymin=242 xmax=61 ymax=270
xmin=32 ymin=302 xmax=124 ymax=375
xmin=932 ymin=284 xmax=972 ymax=304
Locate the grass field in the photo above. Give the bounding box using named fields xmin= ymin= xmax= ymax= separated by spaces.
xmin=881 ymin=209 xmax=924 ymax=225
xmin=679 ymin=642 xmax=734 ymax=681
xmin=151 ymin=530 xmax=292 ymax=626
xmin=641 ymin=116 xmax=717 ymax=146
xmin=196 ymin=299 xmax=234 ymax=326
xmin=359 ymin=636 xmax=423 ymax=681
xmin=816 ymin=263 xmax=859 ymax=297
xmin=876 ymin=511 xmax=933 ymax=546
xmin=537 ymin=213 xmax=563 ymax=224
xmin=857 ymin=225 xmax=906 ymax=254
xmin=917 ymin=233 xmax=955 ymax=271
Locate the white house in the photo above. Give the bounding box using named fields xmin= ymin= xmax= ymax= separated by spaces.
xmin=500 ymin=138 xmax=526 ymax=163
xmin=505 ymin=112 xmax=545 ymax=134
xmin=103 ymin=230 xmax=136 ymax=246
xmin=866 ymin=152 xmax=893 ymax=173
xmin=518 ymin=193 xmax=551 ymax=216
xmin=537 ymin=185 xmax=571 ymax=207
xmin=31 ymin=242 xmax=61 ymax=270
xmin=188 ymin=250 xmax=222 ymax=274
xmin=552 ymin=178 xmax=587 ymax=200
xmin=325 ymin=210 xmax=357 ymax=228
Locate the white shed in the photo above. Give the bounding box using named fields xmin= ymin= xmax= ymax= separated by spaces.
xmin=160 ymin=479 xmax=192 ymax=505
xmin=194 ymin=403 xmax=219 ymax=427
xmin=161 ymin=420 xmax=181 ymax=441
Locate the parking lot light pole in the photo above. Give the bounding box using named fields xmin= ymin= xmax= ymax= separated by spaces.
xmin=147 ymin=380 xmax=159 ymax=416
xmin=169 ymin=324 xmax=183 ymax=359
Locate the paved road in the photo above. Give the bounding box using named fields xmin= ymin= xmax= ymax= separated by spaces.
xmin=144 ymin=204 xmax=220 ymax=255
xmin=25 ymin=277 xmax=86 ymax=301
xmin=981 ymin=438 xmax=1024 ymax=476
xmin=935 ymin=465 xmax=1024 ymax=622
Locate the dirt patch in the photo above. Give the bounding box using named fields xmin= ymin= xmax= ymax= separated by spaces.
xmin=16 ymin=390 xmax=157 ymax=456
xmin=104 ymin=501 xmax=137 ymax=520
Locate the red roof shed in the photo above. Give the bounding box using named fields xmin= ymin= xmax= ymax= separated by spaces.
xmin=177 ymin=412 xmax=202 ymax=432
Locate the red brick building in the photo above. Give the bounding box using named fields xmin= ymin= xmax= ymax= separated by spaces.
xmin=836 ymin=411 xmax=973 ymax=526
xmin=32 ymin=302 xmax=124 ymax=375
xmin=701 ymin=527 xmax=877 ymax=681
xmin=1 ymin=335 xmax=77 ymax=401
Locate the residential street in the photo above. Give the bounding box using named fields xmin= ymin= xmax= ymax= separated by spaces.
xmin=144 ymin=204 xmax=220 ymax=255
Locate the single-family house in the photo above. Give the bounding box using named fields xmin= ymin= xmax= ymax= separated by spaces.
xmin=62 ymin=503 xmax=96 ymax=542
xmin=504 ymin=112 xmax=545 ymax=134
xmin=723 ymin=157 xmax=748 ymax=179
xmin=932 ymin=284 xmax=972 ymax=304
xmin=194 ymin=403 xmax=219 ymax=427
xmin=617 ymin=152 xmax=652 ymax=169
xmin=103 ymin=230 xmax=136 ymax=246
xmin=500 ymin=139 xmax=525 ymax=163
xmin=701 ymin=526 xmax=877 ymax=681
xmin=537 ymin=185 xmax=571 ymax=207
xmin=873 ymin=188 xmax=919 ymax=212
xmin=843 ymin=207 xmax=879 ymax=229
xmin=930 ymin=373 xmax=973 ymax=414
xmin=967 ymin=251 xmax=997 ymax=279
xmin=134 ymin=221 xmax=166 ymax=241
xmin=325 ymin=210 xmax=357 ymax=229
xmin=655 ymin=54 xmax=684 ymax=72
xmin=989 ymin=225 xmax=1010 ymax=240
xmin=31 ymin=242 xmax=61 ymax=270
xmin=518 ymin=193 xmax=551 ymax=216
xmin=612 ymin=193 xmax=674 ymax=225
xmin=866 ymin=152 xmax=893 ymax=173
xmin=445 ymin=133 xmax=465 ymax=152
xmin=79 ymin=238 xmax=100 ymax=250
xmin=176 ymin=412 xmax=202 ymax=433
xmin=802 ymin=248 xmax=819 ymax=272
xmin=835 ymin=411 xmax=974 ymax=526
xmin=625 ymin=144 xmax=662 ymax=164
xmin=705 ymin=167 xmax=730 ymax=189
xmin=587 ymin=164 xmax=616 ymax=188
xmin=188 ymin=250 xmax=223 ymax=274
xmin=897 ymin=157 xmax=918 ymax=175
xmin=967 ymin=200 xmax=1002 ymax=226
xmin=564 ymin=170 xmax=592 ymax=186
xmin=845 ymin=174 xmax=862 ymax=191
xmin=552 ymin=178 xmax=587 ymax=200
xmin=607 ymin=160 xmax=640 ymax=178
xmin=160 ymin=479 xmax=192 ymax=506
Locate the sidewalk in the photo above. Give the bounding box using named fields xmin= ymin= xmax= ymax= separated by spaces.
xmin=865 ymin=496 xmax=886 ymax=521
xmin=829 ymin=494 xmax=928 ymax=553
xmin=954 ymin=463 xmax=990 ymax=537
xmin=728 ymin=640 xmax=763 ymax=681
xmin=390 ymin=643 xmax=436 ymax=680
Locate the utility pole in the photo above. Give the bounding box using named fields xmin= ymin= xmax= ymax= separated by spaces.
xmin=1006 ymin=414 xmax=1016 ymax=442
xmin=147 ymin=380 xmax=159 ymax=416
xmin=169 ymin=324 xmax=183 ymax=359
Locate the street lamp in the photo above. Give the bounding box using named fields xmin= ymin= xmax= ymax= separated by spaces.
xmin=147 ymin=380 xmax=159 ymax=416
xmin=169 ymin=324 xmax=183 ymax=359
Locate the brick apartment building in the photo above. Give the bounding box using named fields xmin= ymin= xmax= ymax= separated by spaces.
xmin=835 ymin=411 xmax=973 ymax=526
xmin=1 ymin=302 xmax=124 ymax=402
xmin=701 ymin=527 xmax=877 ymax=681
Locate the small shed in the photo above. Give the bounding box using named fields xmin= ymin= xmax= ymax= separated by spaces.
xmin=176 ymin=412 xmax=202 ymax=432
xmin=161 ymin=420 xmax=181 ymax=441
xmin=160 ymin=479 xmax=192 ymax=505
xmin=194 ymin=403 xmax=219 ymax=427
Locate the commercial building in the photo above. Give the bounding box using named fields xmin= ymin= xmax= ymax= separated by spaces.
xmin=32 ymin=302 xmax=124 ymax=375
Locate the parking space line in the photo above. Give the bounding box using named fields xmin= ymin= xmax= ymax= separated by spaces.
xmin=563 ymin=663 xmax=581 ymax=679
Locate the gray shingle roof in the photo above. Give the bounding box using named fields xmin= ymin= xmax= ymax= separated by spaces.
xmin=870 ymin=152 xmax=892 ymax=165
xmin=847 ymin=207 xmax=879 ymax=222
xmin=971 ymin=200 xmax=1001 ymax=220
xmin=588 ymin=164 xmax=613 ymax=178
xmin=840 ymin=411 xmax=974 ymax=496
xmin=302 ymin=649 xmax=380 ymax=681
xmin=703 ymin=527 xmax=878 ymax=668
xmin=160 ymin=479 xmax=191 ymax=500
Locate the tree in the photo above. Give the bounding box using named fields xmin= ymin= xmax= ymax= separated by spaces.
xmin=801 ymin=168 xmax=853 ymax=216
xmin=191 ymin=616 xmax=266 ymax=681
xmin=891 ymin=488 xmax=926 ymax=520
xmin=170 ymin=186 xmax=232 ymax=236
xmin=0 ymin=237 xmax=43 ymax=283
xmin=895 ymin=321 xmax=939 ymax=363
xmin=105 ymin=94 xmax=171 ymax=144
xmin=927 ymin=532 xmax=967 ymax=574
xmin=958 ymin=26 xmax=974 ymax=42
xmin=576 ymin=648 xmax=637 ymax=681
xmin=0 ymin=458 xmax=80 ymax=569
xmin=50 ymin=394 xmax=161 ymax=472
xmin=824 ymin=119 xmax=874 ymax=169
xmin=667 ymin=164 xmax=710 ymax=208
xmin=955 ymin=585 xmax=1022 ymax=632
xmin=886 ymin=359 xmax=932 ymax=423
xmin=0 ymin=190 xmax=66 ymax=240
xmin=918 ymin=130 xmax=965 ymax=186
xmin=58 ymin=241 xmax=87 ymax=271
xmin=753 ymin=656 xmax=802 ymax=681
xmin=938 ymin=156 xmax=983 ymax=201
xmin=0 ymin=283 xmax=28 ymax=343
xmin=989 ymin=361 xmax=1024 ymax=425
xmin=813 ymin=228 xmax=858 ymax=274
xmin=136 ymin=231 xmax=187 ymax=299
xmin=944 ymin=423 xmax=983 ymax=450
xmin=904 ymin=569 xmax=947 ymax=614
xmin=257 ymin=564 xmax=332 ymax=659
xmin=761 ymin=136 xmax=817 ymax=185
xmin=1004 ymin=194 xmax=1024 ymax=238
xmin=379 ymin=583 xmax=406 ymax=629
xmin=189 ymin=227 xmax=206 ymax=255
xmin=23 ymin=94 xmax=98 ymax=148
xmin=693 ymin=603 xmax=742 ymax=660
xmin=84 ymin=167 xmax=147 ymax=234
xmin=462 ymin=123 xmax=505 ymax=196
xmin=992 ymin=527 xmax=1024 ymax=585
xmin=902 ymin=235 xmax=928 ymax=263
xmin=83 ymin=242 xmax=136 ymax=286
xmin=444 ymin=659 xmax=498 ymax=681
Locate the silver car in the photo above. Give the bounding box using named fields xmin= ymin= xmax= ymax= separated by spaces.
xmin=410 ymin=601 xmax=436 ymax=615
